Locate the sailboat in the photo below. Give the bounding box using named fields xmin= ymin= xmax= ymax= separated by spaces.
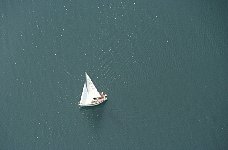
xmin=78 ymin=72 xmax=107 ymax=107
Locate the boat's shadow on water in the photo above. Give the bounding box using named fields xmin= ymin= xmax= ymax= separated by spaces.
xmin=79 ymin=102 xmax=107 ymax=137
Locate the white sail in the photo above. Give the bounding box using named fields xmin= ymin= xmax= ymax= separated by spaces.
xmin=79 ymin=83 xmax=88 ymax=104
xmin=79 ymin=72 xmax=107 ymax=107
xmin=85 ymin=72 xmax=101 ymax=98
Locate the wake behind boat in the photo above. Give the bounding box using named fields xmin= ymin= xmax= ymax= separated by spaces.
xmin=78 ymin=72 xmax=107 ymax=107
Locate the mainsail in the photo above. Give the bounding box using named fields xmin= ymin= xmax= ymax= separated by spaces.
xmin=79 ymin=73 xmax=101 ymax=105
xmin=85 ymin=72 xmax=101 ymax=98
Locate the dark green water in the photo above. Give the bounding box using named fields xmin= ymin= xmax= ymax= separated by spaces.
xmin=0 ymin=0 xmax=227 ymax=149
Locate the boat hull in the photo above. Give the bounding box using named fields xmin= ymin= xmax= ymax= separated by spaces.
xmin=78 ymin=97 xmax=107 ymax=107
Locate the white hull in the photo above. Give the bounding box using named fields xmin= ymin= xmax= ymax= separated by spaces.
xmin=79 ymin=97 xmax=107 ymax=107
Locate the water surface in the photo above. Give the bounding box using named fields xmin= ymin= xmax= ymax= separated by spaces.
xmin=0 ymin=0 xmax=227 ymax=149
